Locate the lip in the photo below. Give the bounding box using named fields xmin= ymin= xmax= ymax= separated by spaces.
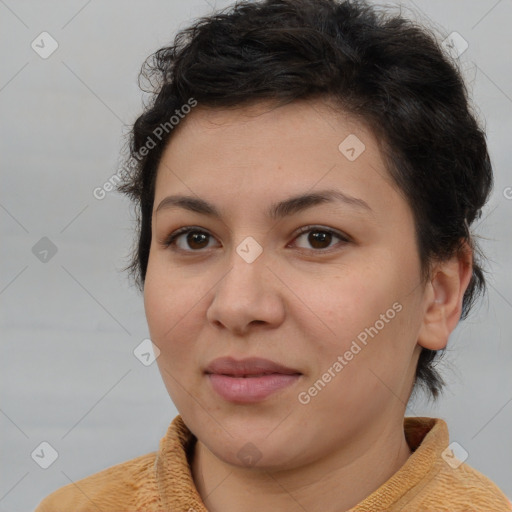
xmin=207 ymin=373 xmax=301 ymax=403
xmin=204 ymin=356 xmax=301 ymax=376
xmin=205 ymin=357 xmax=302 ymax=403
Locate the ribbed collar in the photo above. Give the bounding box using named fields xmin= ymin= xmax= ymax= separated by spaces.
xmin=155 ymin=415 xmax=447 ymax=511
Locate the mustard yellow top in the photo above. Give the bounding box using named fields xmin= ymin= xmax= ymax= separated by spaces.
xmin=35 ymin=415 xmax=511 ymax=511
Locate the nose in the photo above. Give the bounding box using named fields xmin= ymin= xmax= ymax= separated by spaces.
xmin=206 ymin=248 xmax=286 ymax=336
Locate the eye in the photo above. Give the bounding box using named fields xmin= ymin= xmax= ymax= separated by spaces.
xmin=162 ymin=227 xmax=219 ymax=252
xmin=290 ymin=226 xmax=350 ymax=252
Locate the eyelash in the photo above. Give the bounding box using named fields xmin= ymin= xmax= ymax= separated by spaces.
xmin=161 ymin=225 xmax=351 ymax=254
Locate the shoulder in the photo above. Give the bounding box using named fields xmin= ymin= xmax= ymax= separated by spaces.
xmin=34 ymin=451 xmax=160 ymax=512
xmin=429 ymin=459 xmax=512 ymax=511
xmin=399 ymin=417 xmax=511 ymax=511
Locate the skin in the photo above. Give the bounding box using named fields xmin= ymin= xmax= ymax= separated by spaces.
xmin=143 ymin=99 xmax=472 ymax=512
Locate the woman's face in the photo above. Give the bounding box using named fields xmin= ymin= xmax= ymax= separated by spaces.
xmin=144 ymin=99 xmax=429 ymax=469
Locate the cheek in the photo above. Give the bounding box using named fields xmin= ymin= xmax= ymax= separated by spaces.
xmin=144 ymin=268 xmax=205 ymax=413
xmin=290 ymin=257 xmax=417 ymax=378
xmin=144 ymin=265 xmax=171 ymax=340
xmin=143 ymin=256 xmax=198 ymax=357
xmin=289 ymin=263 xmax=395 ymax=340
xmin=144 ymin=252 xmax=236 ymax=380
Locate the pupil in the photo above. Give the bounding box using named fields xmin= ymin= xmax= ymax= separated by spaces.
xmin=309 ymin=231 xmax=331 ymax=249
xmin=188 ymin=232 xmax=208 ymax=249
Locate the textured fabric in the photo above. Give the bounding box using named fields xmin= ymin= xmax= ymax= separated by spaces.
xmin=35 ymin=415 xmax=511 ymax=512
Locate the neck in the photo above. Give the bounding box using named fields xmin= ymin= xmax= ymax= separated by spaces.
xmin=191 ymin=418 xmax=412 ymax=512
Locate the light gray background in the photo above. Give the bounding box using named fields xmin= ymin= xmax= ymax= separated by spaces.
xmin=1 ymin=1 xmax=511 ymax=510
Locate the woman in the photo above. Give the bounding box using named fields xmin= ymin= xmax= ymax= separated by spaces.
xmin=36 ymin=0 xmax=511 ymax=510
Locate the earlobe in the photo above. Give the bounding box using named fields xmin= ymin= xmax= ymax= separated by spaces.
xmin=417 ymin=242 xmax=473 ymax=351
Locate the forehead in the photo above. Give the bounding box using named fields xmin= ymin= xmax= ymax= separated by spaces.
xmin=153 ymin=99 xmax=400 ymax=218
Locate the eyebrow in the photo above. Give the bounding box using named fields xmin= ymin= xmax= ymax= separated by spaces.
xmin=154 ymin=189 xmax=372 ymax=220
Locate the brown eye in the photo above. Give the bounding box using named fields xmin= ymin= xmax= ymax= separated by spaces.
xmin=163 ymin=227 xmax=218 ymax=252
xmin=308 ymin=230 xmax=333 ymax=249
xmin=293 ymin=226 xmax=349 ymax=252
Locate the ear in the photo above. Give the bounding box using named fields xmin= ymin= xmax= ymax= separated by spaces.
xmin=417 ymin=241 xmax=473 ymax=351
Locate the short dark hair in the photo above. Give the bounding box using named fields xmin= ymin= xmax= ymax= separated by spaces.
xmin=117 ymin=0 xmax=493 ymax=400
